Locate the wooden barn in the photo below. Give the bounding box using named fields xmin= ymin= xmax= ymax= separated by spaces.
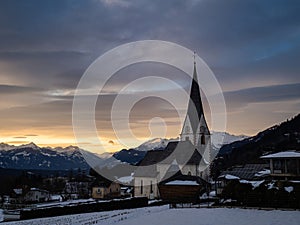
xmin=158 ymin=174 xmax=208 ymax=203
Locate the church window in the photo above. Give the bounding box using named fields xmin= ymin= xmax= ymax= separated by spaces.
xmin=188 ymin=171 xmax=191 ymax=176
xmin=185 ymin=126 xmax=190 ymax=133
xmin=185 ymin=136 xmax=189 ymax=141
xmin=150 ymin=180 xmax=153 ymax=193
xmin=200 ymin=126 xmax=205 ymax=133
xmin=201 ymin=134 xmax=205 ymax=145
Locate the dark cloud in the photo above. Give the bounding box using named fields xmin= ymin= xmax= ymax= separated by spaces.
xmin=0 ymin=0 xmax=299 ymax=90
xmin=224 ymin=83 xmax=300 ymax=110
xmin=0 ymin=84 xmax=41 ymax=94
xmin=0 ymin=0 xmax=299 ymax=138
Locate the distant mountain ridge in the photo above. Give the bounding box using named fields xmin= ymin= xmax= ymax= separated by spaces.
xmin=0 ymin=131 xmax=247 ymax=170
xmin=0 ymin=144 xmax=90 ymax=170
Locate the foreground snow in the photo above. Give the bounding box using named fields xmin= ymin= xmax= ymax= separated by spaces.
xmin=4 ymin=206 xmax=300 ymax=225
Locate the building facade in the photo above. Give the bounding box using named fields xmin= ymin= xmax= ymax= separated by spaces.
xmin=261 ymin=150 xmax=300 ymax=180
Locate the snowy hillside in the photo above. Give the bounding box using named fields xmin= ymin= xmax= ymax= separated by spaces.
xmin=5 ymin=205 xmax=300 ymax=225
xmin=211 ymin=131 xmax=248 ymax=149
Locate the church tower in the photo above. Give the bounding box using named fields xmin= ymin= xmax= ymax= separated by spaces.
xmin=180 ymin=54 xmax=211 ymax=178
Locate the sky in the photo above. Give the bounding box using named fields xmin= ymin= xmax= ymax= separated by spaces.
xmin=0 ymin=0 xmax=299 ymax=152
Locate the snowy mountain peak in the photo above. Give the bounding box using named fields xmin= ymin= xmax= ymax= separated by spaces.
xmin=0 ymin=142 xmax=40 ymax=151
xmin=18 ymin=142 xmax=39 ymax=150
xmin=54 ymin=145 xmax=80 ymax=153
xmin=211 ymin=131 xmax=248 ymax=149
xmin=0 ymin=142 xmax=16 ymax=151
xmin=134 ymin=137 xmax=179 ymax=151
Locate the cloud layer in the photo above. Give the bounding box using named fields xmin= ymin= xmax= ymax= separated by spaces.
xmin=0 ymin=0 xmax=299 ymax=151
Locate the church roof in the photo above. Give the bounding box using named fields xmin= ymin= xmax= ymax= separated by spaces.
xmin=134 ymin=141 xmax=203 ymax=177
xmin=142 ymin=141 xmax=201 ymax=165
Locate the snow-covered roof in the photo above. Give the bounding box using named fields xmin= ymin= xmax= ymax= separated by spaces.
xmin=261 ymin=151 xmax=300 ymax=159
xmin=165 ymin=180 xmax=199 ymax=186
xmin=30 ymin=188 xmax=49 ymax=193
xmin=218 ymin=174 xmax=240 ymax=180
xmin=239 ymin=180 xmax=265 ymax=189
xmin=284 ymin=186 xmax=294 ymax=193
xmin=254 ymin=169 xmax=271 ymax=177
xmin=117 ymin=175 xmax=133 ymax=184
xmin=13 ymin=188 xmax=22 ymax=195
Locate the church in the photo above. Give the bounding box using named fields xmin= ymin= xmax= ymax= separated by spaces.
xmin=133 ymin=57 xmax=211 ymax=199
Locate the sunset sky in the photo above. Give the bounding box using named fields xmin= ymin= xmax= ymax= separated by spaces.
xmin=0 ymin=0 xmax=299 ymax=153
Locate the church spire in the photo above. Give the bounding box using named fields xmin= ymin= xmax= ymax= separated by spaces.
xmin=186 ymin=52 xmax=204 ymax=134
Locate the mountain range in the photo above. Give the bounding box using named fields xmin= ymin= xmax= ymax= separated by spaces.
xmin=0 ymin=132 xmax=247 ymax=171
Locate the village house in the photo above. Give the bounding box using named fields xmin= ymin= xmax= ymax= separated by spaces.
xmin=261 ymin=150 xmax=300 ymax=180
xmin=9 ymin=188 xmax=24 ymax=204
xmin=216 ymin=164 xmax=269 ymax=195
xmin=8 ymin=187 xmax=50 ymax=204
xmin=24 ymin=188 xmax=50 ymax=203
xmin=64 ymin=181 xmax=90 ymax=199
xmin=91 ymin=180 xmax=121 ymax=200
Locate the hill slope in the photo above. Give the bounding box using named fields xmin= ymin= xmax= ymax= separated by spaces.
xmin=215 ymin=114 xmax=300 ymax=171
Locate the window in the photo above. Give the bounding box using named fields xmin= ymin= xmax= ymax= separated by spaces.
xmin=141 ymin=180 xmax=143 ymax=194
xmin=96 ymin=188 xmax=101 ymax=194
xmin=185 ymin=136 xmax=189 ymax=141
xmin=273 ymin=159 xmax=285 ymax=173
xmin=185 ymin=126 xmax=190 ymax=133
xmin=201 ymin=134 xmax=205 ymax=145
xmin=188 ymin=171 xmax=192 ymax=176
xmin=150 ymin=180 xmax=153 ymax=193
xmin=286 ymin=159 xmax=297 ymax=174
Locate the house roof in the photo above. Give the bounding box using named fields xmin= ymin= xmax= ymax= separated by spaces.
xmin=29 ymin=188 xmax=49 ymax=193
xmin=218 ymin=174 xmax=240 ymax=180
xmin=13 ymin=188 xmax=23 ymax=195
xmin=159 ymin=173 xmax=207 ymax=186
xmin=219 ymin=164 xmax=268 ymax=180
xmin=91 ymin=173 xmax=115 ymax=188
xmin=261 ymin=150 xmax=300 ymax=159
xmin=165 ymin=180 xmax=200 ymax=186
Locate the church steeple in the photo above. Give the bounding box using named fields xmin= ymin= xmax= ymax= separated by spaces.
xmin=179 ymin=52 xmax=212 ymax=180
xmin=186 ymin=54 xmax=205 ymax=134
xmin=180 ymin=52 xmax=210 ymax=145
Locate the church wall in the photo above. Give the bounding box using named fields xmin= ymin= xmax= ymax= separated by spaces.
xmin=156 ymin=164 xmax=171 ymax=181
xmin=181 ymin=164 xmax=198 ymax=176
xmin=133 ymin=177 xmax=159 ymax=199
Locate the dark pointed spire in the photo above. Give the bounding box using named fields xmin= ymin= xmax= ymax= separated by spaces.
xmin=186 ymin=52 xmax=205 ymax=134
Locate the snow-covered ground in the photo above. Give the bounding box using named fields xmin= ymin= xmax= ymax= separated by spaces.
xmin=3 ymin=206 xmax=300 ymax=225
xmin=0 ymin=209 xmax=3 ymax=223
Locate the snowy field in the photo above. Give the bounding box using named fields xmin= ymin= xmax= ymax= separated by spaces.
xmin=3 ymin=206 xmax=300 ymax=225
